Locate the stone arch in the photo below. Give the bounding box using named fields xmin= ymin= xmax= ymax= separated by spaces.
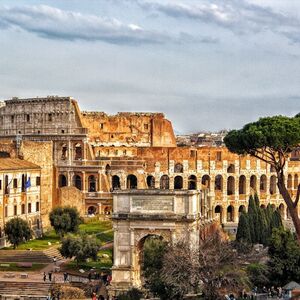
xmin=73 ymin=174 xmax=82 ymax=190
xmin=58 ymin=174 xmax=67 ymax=187
xmin=201 ymin=175 xmax=210 ymax=189
xmin=74 ymin=143 xmax=82 ymax=160
xmin=278 ymin=203 xmax=285 ymax=218
xmin=227 ymin=176 xmax=235 ymax=195
xmin=60 ymin=143 xmax=68 ymax=160
xmin=227 ymin=205 xmax=234 ymax=222
xmin=147 ymin=175 xmax=155 ymax=189
xmin=260 ymin=175 xmax=267 ymax=192
xmin=174 ymin=163 xmax=183 ymax=173
xmin=287 ymin=174 xmax=293 ymax=189
xmin=214 ymin=205 xmax=223 ymax=223
xmin=239 ymin=205 xmax=246 ymax=215
xmin=239 ymin=175 xmax=246 ymax=194
xmin=105 ymin=164 xmax=111 ymax=175
xmin=188 ymin=175 xmax=197 ymax=190
xmin=214 ymin=175 xmax=223 ymax=191
xmin=127 ymin=174 xmax=137 ymax=189
xmin=270 ymin=175 xmax=277 ymax=195
xmin=227 ymin=164 xmax=235 ymax=173
xmin=250 ymin=175 xmax=257 ymax=192
xmin=174 ymin=176 xmax=183 ymax=190
xmin=112 ymin=175 xmax=121 ymax=190
xmin=160 ymin=175 xmax=169 ymax=189
xmin=87 ymin=206 xmax=97 ymax=215
xmin=294 ymin=174 xmax=299 ymax=190
xmin=88 ymin=175 xmax=97 ymax=192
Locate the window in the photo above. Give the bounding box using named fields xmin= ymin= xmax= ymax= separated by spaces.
xmin=48 ymin=113 xmax=52 ymax=121
xmin=144 ymin=124 xmax=149 ymax=130
xmin=36 ymin=177 xmax=41 ymax=186
xmin=26 ymin=114 xmax=30 ymax=122
xmin=11 ymin=115 xmax=14 ymax=123
xmin=216 ymin=151 xmax=222 ymax=161
xmin=4 ymin=206 xmax=7 ymax=218
xmin=111 ymin=134 xmax=114 ymax=138
xmin=13 ymin=178 xmax=18 ymax=189
xmin=28 ymin=203 xmax=32 ymax=213
xmin=14 ymin=205 xmax=17 ymax=216
xmin=21 ymin=204 xmax=25 ymax=214
xmin=100 ymin=123 xmax=104 ymax=129
xmin=0 ymin=180 xmax=2 ymax=190
xmin=36 ymin=202 xmax=40 ymax=212
xmin=190 ymin=150 xmax=195 ymax=158
xmin=61 ymin=130 xmax=65 ymax=134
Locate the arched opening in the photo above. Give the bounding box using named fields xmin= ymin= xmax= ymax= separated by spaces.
xmin=174 ymin=176 xmax=183 ymax=190
xmin=74 ymin=143 xmax=82 ymax=160
xmin=214 ymin=205 xmax=223 ymax=223
xmin=138 ymin=235 xmax=166 ymax=286
xmin=127 ymin=175 xmax=137 ymax=189
xmin=294 ymin=174 xmax=299 ymax=190
xmin=227 ymin=176 xmax=235 ymax=195
xmin=104 ymin=207 xmax=111 ymax=215
xmin=174 ymin=163 xmax=183 ymax=173
xmin=287 ymin=174 xmax=293 ymax=189
xmin=260 ymin=204 xmax=266 ymax=209
xmin=227 ymin=164 xmax=235 ymax=173
xmin=58 ymin=174 xmax=67 ymax=187
xmin=160 ymin=175 xmax=169 ymax=189
xmin=270 ymin=175 xmax=277 ymax=195
xmin=239 ymin=205 xmax=246 ymax=216
xmin=112 ymin=175 xmax=120 ymax=190
xmin=88 ymin=175 xmax=96 ymax=192
xmin=105 ymin=164 xmax=111 ymax=175
xmin=214 ymin=175 xmax=223 ymax=191
xmin=279 ymin=203 xmax=285 ymax=218
xmin=147 ymin=175 xmax=155 ymax=189
xmin=260 ymin=175 xmax=267 ymax=192
xmin=188 ymin=175 xmax=197 ymax=190
xmin=227 ymin=205 xmax=234 ymax=222
xmin=73 ymin=175 xmax=82 ymax=190
xmin=61 ymin=144 xmax=68 ymax=160
xmin=201 ymin=175 xmax=210 ymax=189
xmin=88 ymin=206 xmax=97 ymax=215
xmin=239 ymin=175 xmax=246 ymax=194
xmin=250 ymin=175 xmax=257 ymax=192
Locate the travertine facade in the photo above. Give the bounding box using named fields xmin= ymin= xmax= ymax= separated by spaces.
xmin=0 ymin=96 xmax=298 ymax=231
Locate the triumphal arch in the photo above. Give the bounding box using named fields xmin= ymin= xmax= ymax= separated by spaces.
xmin=110 ymin=189 xmax=215 ymax=293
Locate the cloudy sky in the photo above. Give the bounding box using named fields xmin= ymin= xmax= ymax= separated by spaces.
xmin=1 ymin=0 xmax=300 ymax=133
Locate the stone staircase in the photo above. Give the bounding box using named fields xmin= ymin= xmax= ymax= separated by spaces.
xmin=0 ymin=250 xmax=52 ymax=263
xmin=0 ymin=281 xmax=51 ymax=299
xmin=43 ymin=247 xmax=64 ymax=261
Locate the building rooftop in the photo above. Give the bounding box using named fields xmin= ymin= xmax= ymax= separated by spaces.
xmin=0 ymin=158 xmax=40 ymax=171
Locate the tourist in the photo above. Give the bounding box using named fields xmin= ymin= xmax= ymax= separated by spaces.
xmin=63 ymin=272 xmax=68 ymax=282
xmin=43 ymin=272 xmax=46 ymax=282
xmin=48 ymin=271 xmax=52 ymax=282
xmin=92 ymin=292 xmax=97 ymax=300
xmin=88 ymin=272 xmax=92 ymax=282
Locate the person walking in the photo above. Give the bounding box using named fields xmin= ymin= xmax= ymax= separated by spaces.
xmin=48 ymin=271 xmax=52 ymax=282
xmin=43 ymin=272 xmax=47 ymax=282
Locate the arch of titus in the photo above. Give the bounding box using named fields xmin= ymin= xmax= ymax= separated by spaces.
xmin=110 ymin=189 xmax=216 ymax=293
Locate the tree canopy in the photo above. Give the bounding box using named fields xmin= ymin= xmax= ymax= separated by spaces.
xmin=60 ymin=234 xmax=100 ymax=265
xmin=49 ymin=206 xmax=82 ymax=237
xmin=4 ymin=218 xmax=32 ymax=249
xmin=224 ymin=115 xmax=300 ymax=244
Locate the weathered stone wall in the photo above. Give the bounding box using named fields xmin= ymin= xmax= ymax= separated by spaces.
xmin=81 ymin=112 xmax=176 ymax=147
xmin=57 ymin=186 xmax=84 ymax=216
xmin=20 ymin=141 xmax=54 ymax=227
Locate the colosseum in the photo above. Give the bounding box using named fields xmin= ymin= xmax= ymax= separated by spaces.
xmin=0 ymin=96 xmax=298 ymax=232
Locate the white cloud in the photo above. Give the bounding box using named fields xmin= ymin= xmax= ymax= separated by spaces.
xmin=0 ymin=4 xmax=171 ymax=44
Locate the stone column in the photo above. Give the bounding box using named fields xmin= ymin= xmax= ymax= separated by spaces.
xmin=98 ymin=171 xmax=102 ymax=192
xmin=82 ymin=171 xmax=86 ymax=192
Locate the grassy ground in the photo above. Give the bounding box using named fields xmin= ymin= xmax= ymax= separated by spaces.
xmin=0 ymin=262 xmax=46 ymax=271
xmin=62 ymin=248 xmax=113 ymax=273
xmin=2 ymin=219 xmax=113 ymax=251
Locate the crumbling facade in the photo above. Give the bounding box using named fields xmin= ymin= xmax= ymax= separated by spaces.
xmin=0 ymin=96 xmax=298 ymax=231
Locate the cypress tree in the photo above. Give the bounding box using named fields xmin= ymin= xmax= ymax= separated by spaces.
xmin=258 ymin=208 xmax=268 ymax=245
xmin=248 ymin=195 xmax=256 ymax=243
xmin=254 ymin=193 xmax=260 ymax=207
xmin=236 ymin=212 xmax=251 ymax=243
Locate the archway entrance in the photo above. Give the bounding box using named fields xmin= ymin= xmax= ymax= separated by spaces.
xmin=88 ymin=206 xmax=97 ymax=215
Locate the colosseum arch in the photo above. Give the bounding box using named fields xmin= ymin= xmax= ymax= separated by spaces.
xmin=214 ymin=175 xmax=223 ymax=191
xmin=112 ymin=175 xmax=121 ymax=190
xmin=160 ymin=175 xmax=169 ymax=189
xmin=127 ymin=174 xmax=137 ymax=189
xmin=174 ymin=176 xmax=183 ymax=190
xmin=250 ymin=175 xmax=257 ymax=192
xmin=58 ymin=174 xmax=67 ymax=187
xmin=188 ymin=175 xmax=197 ymax=190
xmin=227 ymin=176 xmax=235 ymax=195
xmin=146 ymin=175 xmax=155 ymax=189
